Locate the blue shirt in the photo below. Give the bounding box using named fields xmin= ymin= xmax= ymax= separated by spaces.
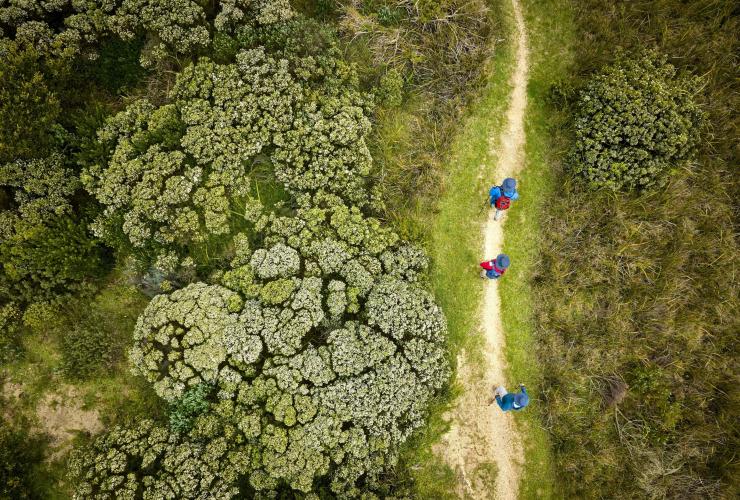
xmin=486 ymin=268 xmax=503 ymax=279
xmin=489 ymin=186 xmax=519 ymax=206
xmin=496 ymin=386 xmax=527 ymax=411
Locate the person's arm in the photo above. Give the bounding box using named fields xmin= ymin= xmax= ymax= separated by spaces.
xmin=489 ymin=186 xmax=501 ymax=205
xmin=495 ymin=395 xmax=506 ymax=411
xmin=519 ymin=384 xmax=527 ymax=395
xmin=511 ymin=191 xmax=520 ymax=201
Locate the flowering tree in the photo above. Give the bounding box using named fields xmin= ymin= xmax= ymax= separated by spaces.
xmin=85 ymin=47 xmax=372 ymax=269
xmin=71 ymin=196 xmax=449 ymax=497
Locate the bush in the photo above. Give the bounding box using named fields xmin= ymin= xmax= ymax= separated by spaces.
xmin=568 ymin=52 xmax=704 ymax=190
xmin=0 ymin=413 xmax=46 ymax=500
xmin=0 ymin=303 xmax=22 ymax=363
xmin=59 ymin=307 xmax=119 ymax=380
xmin=0 ymin=134 xmax=103 ymax=308
xmin=73 ymin=195 xmax=449 ymax=497
xmin=0 ymin=43 xmax=62 ymax=163
xmin=169 ymin=384 xmax=211 ymax=433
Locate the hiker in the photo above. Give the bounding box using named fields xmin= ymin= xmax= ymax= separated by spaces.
xmin=489 ymin=177 xmax=519 ymax=220
xmin=480 ymin=254 xmax=510 ymax=280
xmin=491 ymin=384 xmax=529 ymax=412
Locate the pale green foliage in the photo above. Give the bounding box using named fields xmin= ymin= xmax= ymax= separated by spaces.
xmin=68 ymin=419 xmax=246 ymax=499
xmin=106 ymin=0 xmax=212 ymax=67
xmin=0 ymin=153 xmax=78 ymax=226
xmin=77 ymin=196 xmax=448 ymax=496
xmin=0 ymin=0 xmax=105 ymax=60
xmin=87 ymin=46 xmax=373 ymax=266
xmin=108 ymin=0 xmax=294 ymax=66
xmin=0 ymin=0 xmax=294 ymax=67
xmin=569 ymin=52 xmax=704 ymax=190
xmin=129 ymin=282 xmax=259 ymax=401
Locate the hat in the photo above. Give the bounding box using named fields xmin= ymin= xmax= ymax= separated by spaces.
xmin=514 ymin=392 xmax=529 ymax=408
xmin=496 ymin=254 xmax=510 ymax=269
xmin=502 ymin=178 xmax=516 ymax=196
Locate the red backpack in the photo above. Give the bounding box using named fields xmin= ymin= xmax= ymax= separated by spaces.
xmin=495 ymin=195 xmax=511 ymax=210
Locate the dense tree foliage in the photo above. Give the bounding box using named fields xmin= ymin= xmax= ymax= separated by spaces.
xmin=85 ymin=46 xmax=372 ymax=270
xmin=71 ymin=195 xmax=448 ymax=496
xmin=0 ymin=154 xmax=103 ymax=304
xmin=569 ymin=52 xmax=704 ymax=190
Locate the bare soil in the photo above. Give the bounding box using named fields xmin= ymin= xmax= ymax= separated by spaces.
xmin=3 ymin=380 xmax=104 ymax=461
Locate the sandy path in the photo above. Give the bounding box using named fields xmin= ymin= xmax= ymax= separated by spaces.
xmin=435 ymin=0 xmax=529 ymax=498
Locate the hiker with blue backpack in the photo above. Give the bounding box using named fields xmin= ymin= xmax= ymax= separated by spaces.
xmin=480 ymin=253 xmax=510 ymax=280
xmin=489 ymin=177 xmax=519 ymax=220
xmin=490 ymin=384 xmax=529 ymax=412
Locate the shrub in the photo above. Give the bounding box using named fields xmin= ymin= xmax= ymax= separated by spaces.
xmin=59 ymin=308 xmax=118 ymax=380
xmin=0 ymin=414 xmax=46 ymax=499
xmin=106 ymin=0 xmax=294 ymax=67
xmin=169 ymin=384 xmax=211 ymax=433
xmin=0 ymin=43 xmax=62 ymax=163
xmin=0 ymin=154 xmax=104 ymax=304
xmin=68 ymin=419 xmax=243 ymax=499
xmin=0 ymin=303 xmax=22 ymax=363
xmin=568 ymin=52 xmax=704 ymax=190
xmin=74 ymin=196 xmax=449 ymax=497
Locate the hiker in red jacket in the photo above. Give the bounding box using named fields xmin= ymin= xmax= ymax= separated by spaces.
xmin=480 ymin=254 xmax=510 ymax=279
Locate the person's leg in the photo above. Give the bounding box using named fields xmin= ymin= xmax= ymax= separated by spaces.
xmin=480 ymin=269 xmax=487 ymax=279
xmin=494 ymin=209 xmax=502 ymax=221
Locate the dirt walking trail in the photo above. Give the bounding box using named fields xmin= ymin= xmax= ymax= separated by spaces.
xmin=436 ymin=0 xmax=529 ymax=498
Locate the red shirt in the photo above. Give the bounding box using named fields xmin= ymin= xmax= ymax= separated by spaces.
xmin=480 ymin=260 xmax=506 ymax=275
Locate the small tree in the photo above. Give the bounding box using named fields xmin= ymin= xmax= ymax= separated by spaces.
xmin=0 ymin=154 xmax=103 ymax=304
xmin=568 ymin=52 xmax=704 ymax=190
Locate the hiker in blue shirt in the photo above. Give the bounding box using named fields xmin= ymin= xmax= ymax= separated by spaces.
xmin=489 ymin=177 xmax=520 ymax=220
xmin=491 ymin=384 xmax=529 ymax=412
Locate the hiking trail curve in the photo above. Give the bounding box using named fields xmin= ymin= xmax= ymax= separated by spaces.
xmin=434 ymin=0 xmax=529 ymax=498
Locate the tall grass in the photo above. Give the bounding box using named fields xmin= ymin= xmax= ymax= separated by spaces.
xmin=530 ymin=0 xmax=739 ymax=497
xmin=336 ymin=0 xmax=495 ymax=239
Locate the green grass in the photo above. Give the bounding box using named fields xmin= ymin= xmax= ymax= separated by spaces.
xmin=393 ymin=1 xmax=519 ymax=495
xmin=497 ymin=0 xmax=576 ymax=498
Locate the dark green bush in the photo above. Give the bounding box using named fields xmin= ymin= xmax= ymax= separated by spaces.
xmin=59 ymin=305 xmax=122 ymax=380
xmin=569 ymin=52 xmax=704 ymax=190
xmin=0 ymin=216 xmax=104 ymax=305
xmin=0 ymin=43 xmax=62 ymax=163
xmin=0 ymin=414 xmax=46 ymax=499
xmin=168 ymin=384 xmax=211 ymax=433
